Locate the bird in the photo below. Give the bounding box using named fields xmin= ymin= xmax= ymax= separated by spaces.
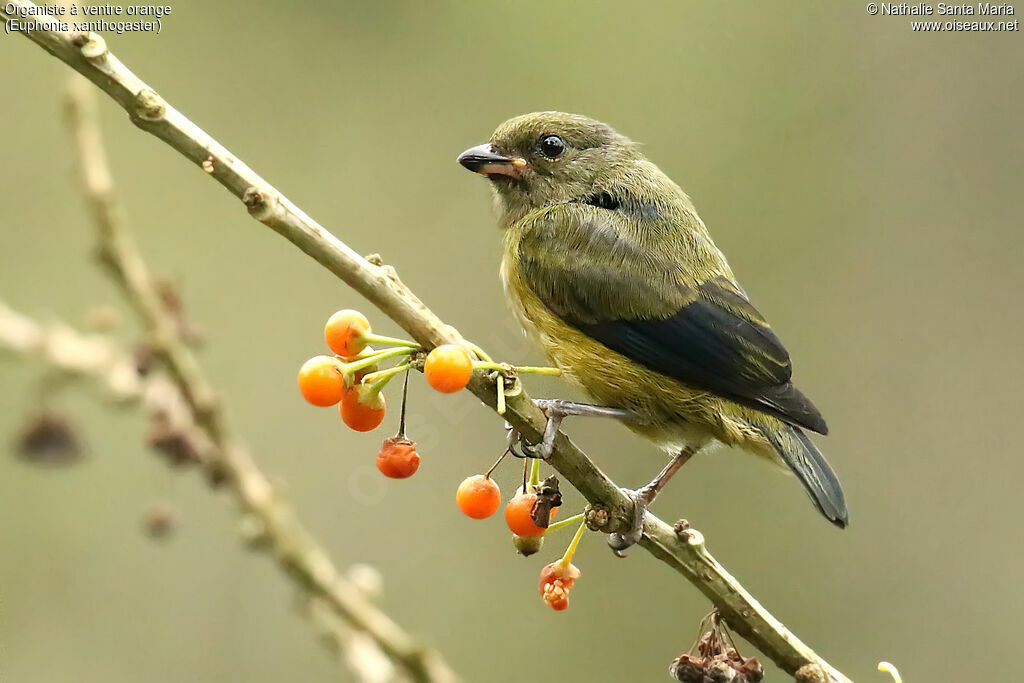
xmin=457 ymin=112 xmax=847 ymax=551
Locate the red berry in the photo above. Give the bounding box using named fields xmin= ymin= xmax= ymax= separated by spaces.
xmin=423 ymin=345 xmax=473 ymax=393
xmin=324 ymin=310 xmax=371 ymax=358
xmin=297 ymin=355 xmax=346 ymax=407
xmin=456 ymin=474 xmax=501 ymax=519
xmin=376 ymin=437 xmax=420 ymax=479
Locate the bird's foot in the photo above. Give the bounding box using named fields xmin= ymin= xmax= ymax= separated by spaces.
xmin=607 ymin=486 xmax=656 ymax=557
xmin=606 ymin=446 xmax=697 ymax=557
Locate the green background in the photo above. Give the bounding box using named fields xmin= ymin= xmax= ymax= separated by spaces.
xmin=2 ymin=2 xmax=1022 ymax=681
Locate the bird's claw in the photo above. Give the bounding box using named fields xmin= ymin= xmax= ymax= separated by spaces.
xmin=505 ymin=422 xmax=547 ymax=459
xmin=505 ymin=400 xmax=568 ymax=460
xmin=607 ymin=488 xmax=650 ymax=557
xmin=522 ymin=440 xmax=553 ymax=459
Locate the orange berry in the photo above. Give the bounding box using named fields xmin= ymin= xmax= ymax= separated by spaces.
xmin=456 ymin=474 xmax=501 ymax=519
xmin=423 ymin=345 xmax=473 ymax=394
xmin=324 ymin=309 xmax=371 ymax=358
xmin=340 ymin=389 xmax=386 ymax=432
xmin=297 ymin=355 xmax=346 ymax=407
xmin=504 ymin=491 xmax=558 ymax=537
xmin=376 ymin=437 xmax=420 ymax=479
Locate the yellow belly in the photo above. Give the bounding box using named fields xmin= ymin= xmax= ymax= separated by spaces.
xmin=500 ymin=251 xmax=780 ymax=457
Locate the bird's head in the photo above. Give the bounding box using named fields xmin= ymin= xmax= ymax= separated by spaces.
xmin=457 ymin=112 xmax=641 ymax=217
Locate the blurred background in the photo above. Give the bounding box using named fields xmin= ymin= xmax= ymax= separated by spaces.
xmin=2 ymin=2 xmax=1022 ymax=681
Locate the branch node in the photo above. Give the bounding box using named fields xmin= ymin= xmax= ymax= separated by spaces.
xmin=674 ymin=518 xmax=705 ymax=550
xmin=131 ymin=89 xmax=166 ymax=122
xmin=584 ymin=503 xmax=611 ymax=532
xmin=364 ymin=253 xmax=384 ymax=266
xmin=242 ymin=186 xmax=277 ymax=220
xmin=76 ymin=32 xmax=108 ymax=61
xmin=795 ymin=663 xmax=828 ymax=683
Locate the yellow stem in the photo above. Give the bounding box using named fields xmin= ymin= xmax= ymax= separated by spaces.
xmin=464 ymin=341 xmax=493 ymax=363
xmin=361 ymin=363 xmax=411 ymax=386
xmin=559 ymin=521 xmax=587 ymax=566
xmin=878 ymin=662 xmax=903 ymax=683
xmin=527 ymin=458 xmax=541 ymax=488
xmin=342 ymin=347 xmax=413 ymax=374
xmin=361 ymin=333 xmax=420 ymax=349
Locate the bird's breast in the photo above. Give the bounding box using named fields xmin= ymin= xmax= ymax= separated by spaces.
xmin=502 ymin=244 xmax=686 ymax=415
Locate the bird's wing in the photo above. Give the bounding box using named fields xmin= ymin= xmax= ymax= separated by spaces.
xmin=518 ymin=205 xmax=827 ymax=434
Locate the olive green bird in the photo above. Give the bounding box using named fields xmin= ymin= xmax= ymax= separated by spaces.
xmin=458 ymin=112 xmax=847 ymax=551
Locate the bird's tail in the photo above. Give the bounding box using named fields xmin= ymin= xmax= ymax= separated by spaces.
xmin=764 ymin=426 xmax=848 ymax=528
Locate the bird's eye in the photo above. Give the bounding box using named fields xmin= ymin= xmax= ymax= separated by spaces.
xmin=538 ymin=135 xmax=566 ymax=159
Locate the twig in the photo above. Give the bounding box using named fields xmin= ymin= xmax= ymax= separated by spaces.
xmin=4 ymin=4 xmax=848 ymax=680
xmin=61 ymin=76 xmax=456 ymax=683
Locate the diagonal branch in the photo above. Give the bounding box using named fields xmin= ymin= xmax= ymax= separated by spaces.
xmin=4 ymin=3 xmax=848 ymax=680
xmin=61 ymin=75 xmax=455 ymax=683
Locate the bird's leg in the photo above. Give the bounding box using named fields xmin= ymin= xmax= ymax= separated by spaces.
xmin=608 ymin=446 xmax=696 ymax=556
xmin=517 ymin=399 xmax=640 ymax=460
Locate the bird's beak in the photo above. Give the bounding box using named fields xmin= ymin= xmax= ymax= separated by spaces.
xmin=457 ymin=144 xmax=527 ymax=177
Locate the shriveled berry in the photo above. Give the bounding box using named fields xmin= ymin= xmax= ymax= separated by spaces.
xmin=423 ymin=344 xmax=473 ymax=393
xmin=456 ymin=474 xmax=501 ymax=519
xmin=376 ymin=437 xmax=420 ymax=479
xmin=539 ymin=560 xmax=581 ymax=611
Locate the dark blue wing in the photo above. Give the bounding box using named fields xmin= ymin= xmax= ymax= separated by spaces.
xmin=518 ymin=211 xmax=827 ymax=434
xmin=575 ymin=279 xmax=827 ymax=434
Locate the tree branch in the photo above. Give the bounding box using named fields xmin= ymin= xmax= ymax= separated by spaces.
xmin=4 ymin=3 xmax=848 ymax=680
xmin=56 ymin=74 xmax=456 ymax=683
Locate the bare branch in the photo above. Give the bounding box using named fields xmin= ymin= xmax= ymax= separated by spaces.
xmin=61 ymin=75 xmax=457 ymax=683
xmin=4 ymin=4 xmax=848 ymax=680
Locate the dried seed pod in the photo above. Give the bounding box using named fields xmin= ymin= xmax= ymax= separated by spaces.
xmin=16 ymin=411 xmax=82 ymax=465
xmin=669 ymin=654 xmax=706 ymax=682
xmin=530 ymin=474 xmax=562 ymax=528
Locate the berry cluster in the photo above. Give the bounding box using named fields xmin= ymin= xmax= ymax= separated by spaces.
xmin=298 ymin=308 xmax=588 ymax=610
xmin=297 ymin=309 xmax=478 ymax=477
